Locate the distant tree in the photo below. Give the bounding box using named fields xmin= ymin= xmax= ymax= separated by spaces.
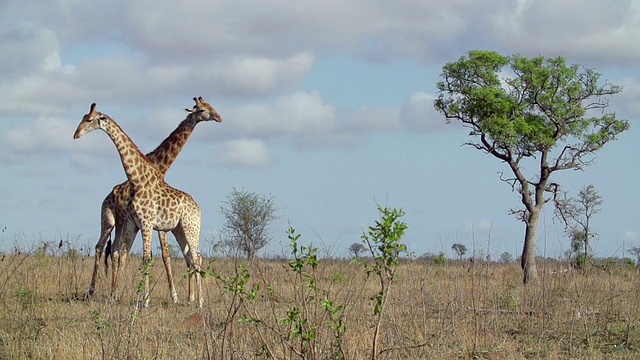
xmin=417 ymin=252 xmax=435 ymax=262
xmin=568 ymin=235 xmax=586 ymax=269
xmin=434 ymin=50 xmax=630 ymax=283
xmin=348 ymin=242 xmax=366 ymax=258
xmin=499 ymin=252 xmax=513 ymax=263
xmin=433 ymin=251 xmax=447 ymax=265
xmin=219 ymin=188 xmax=280 ymax=260
xmin=555 ymin=184 xmax=602 ymax=267
xmin=623 ymin=257 xmax=635 ymax=267
xmin=628 ymin=246 xmax=640 ymax=266
xmin=451 ymin=243 xmax=467 ymax=260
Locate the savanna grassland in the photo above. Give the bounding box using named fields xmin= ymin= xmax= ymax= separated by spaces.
xmin=1 ymin=239 xmax=640 ymax=360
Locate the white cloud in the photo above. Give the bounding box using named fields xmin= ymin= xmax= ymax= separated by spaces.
xmin=350 ymin=106 xmax=401 ymax=131
xmin=230 ymin=90 xmax=337 ymax=136
xmin=214 ymin=138 xmax=274 ymax=168
xmin=117 ymin=0 xmax=496 ymax=63
xmin=203 ymin=53 xmax=314 ymax=96
xmin=120 ymin=1 xmax=369 ymax=58
xmin=0 ymin=23 xmax=60 ymax=79
xmin=401 ymin=92 xmax=448 ymax=132
xmin=0 ymin=116 xmax=112 ymax=165
xmin=4 ymin=0 xmax=640 ymax=73
xmin=496 ymin=0 xmax=640 ymax=64
xmin=1 ymin=0 xmax=639 ymax=118
xmin=128 ymin=106 xmax=192 ymax=144
xmin=0 ymin=50 xmax=313 ymax=116
xmin=609 ymin=76 xmax=640 ymax=119
xmin=41 ymin=52 xmax=76 ymax=75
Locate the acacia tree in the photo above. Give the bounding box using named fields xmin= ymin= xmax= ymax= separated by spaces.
xmin=219 ymin=188 xmax=280 ymax=260
xmin=628 ymin=246 xmax=640 ymax=266
xmin=434 ymin=50 xmax=629 ymax=283
xmin=348 ymin=242 xmax=366 ymax=258
xmin=555 ymin=184 xmax=602 ymax=266
xmin=499 ymin=252 xmax=513 ymax=263
xmin=451 ymin=243 xmax=467 ymax=260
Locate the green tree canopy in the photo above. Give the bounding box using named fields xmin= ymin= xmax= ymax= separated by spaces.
xmin=434 ymin=50 xmax=629 ymax=283
xmin=348 ymin=242 xmax=366 ymax=258
xmin=451 ymin=243 xmax=467 ymax=260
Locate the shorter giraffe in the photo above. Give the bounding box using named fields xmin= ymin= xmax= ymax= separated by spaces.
xmin=74 ymin=103 xmax=204 ymax=307
xmin=86 ymin=97 xmax=222 ymax=303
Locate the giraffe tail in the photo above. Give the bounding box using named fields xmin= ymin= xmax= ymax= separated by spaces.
xmin=104 ymin=238 xmax=111 ymax=275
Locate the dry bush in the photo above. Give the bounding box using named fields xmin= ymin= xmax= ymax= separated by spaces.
xmin=0 ymin=244 xmax=639 ymax=359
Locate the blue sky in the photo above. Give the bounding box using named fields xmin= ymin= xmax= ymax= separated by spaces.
xmin=1 ymin=0 xmax=639 ymax=260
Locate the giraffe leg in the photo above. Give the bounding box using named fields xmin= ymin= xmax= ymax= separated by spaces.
xmin=140 ymin=224 xmax=154 ymax=308
xmin=194 ymin=212 xmax=204 ymax=308
xmin=182 ymin=208 xmax=203 ymax=308
xmin=111 ymin=220 xmax=134 ymax=302
xmin=194 ymin=251 xmax=203 ymax=308
xmin=190 ymin=207 xmax=204 ymax=308
xmin=172 ymin=227 xmax=198 ymax=305
xmin=86 ymin=198 xmax=116 ymax=299
xmin=158 ymin=231 xmax=178 ymax=303
xmin=171 ymin=227 xmax=194 ymax=303
xmin=110 ymin=246 xmax=120 ymax=302
xmin=87 ymin=222 xmax=114 ymax=299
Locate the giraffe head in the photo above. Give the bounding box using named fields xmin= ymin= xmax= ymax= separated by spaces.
xmin=184 ymin=96 xmax=223 ymax=123
xmin=73 ymin=103 xmax=107 ymax=139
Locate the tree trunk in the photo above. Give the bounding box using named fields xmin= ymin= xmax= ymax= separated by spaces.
xmin=584 ymin=238 xmax=589 ymax=264
xmin=584 ymin=221 xmax=590 ymax=261
xmin=520 ymin=208 xmax=540 ymax=284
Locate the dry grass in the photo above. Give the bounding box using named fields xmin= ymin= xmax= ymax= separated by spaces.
xmin=1 ymin=247 xmax=640 ymax=359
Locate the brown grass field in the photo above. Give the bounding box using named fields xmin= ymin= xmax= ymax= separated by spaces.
xmin=1 ymin=244 xmax=640 ymax=359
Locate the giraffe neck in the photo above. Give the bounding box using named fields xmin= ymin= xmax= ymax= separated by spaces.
xmin=145 ymin=117 xmax=200 ymax=175
xmin=101 ymin=116 xmax=160 ymax=191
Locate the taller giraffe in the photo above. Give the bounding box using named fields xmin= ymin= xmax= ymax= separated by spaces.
xmin=86 ymin=97 xmax=222 ymax=302
xmin=74 ymin=103 xmax=204 ymax=307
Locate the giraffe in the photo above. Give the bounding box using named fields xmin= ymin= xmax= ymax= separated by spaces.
xmin=74 ymin=103 xmax=205 ymax=307
xmin=85 ymin=97 xmax=222 ymax=303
